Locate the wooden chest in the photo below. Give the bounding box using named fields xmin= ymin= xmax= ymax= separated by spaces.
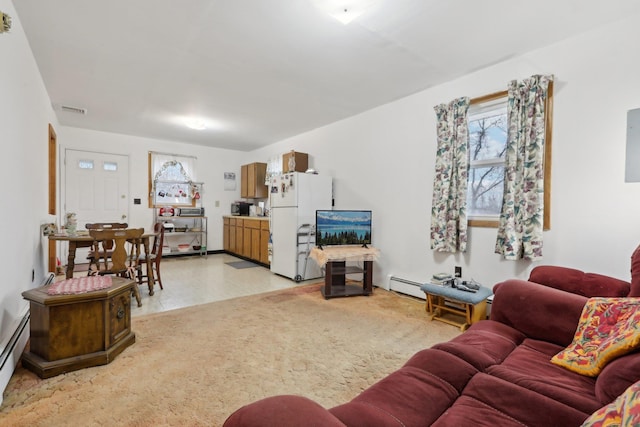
xmin=21 ymin=277 xmax=135 ymax=378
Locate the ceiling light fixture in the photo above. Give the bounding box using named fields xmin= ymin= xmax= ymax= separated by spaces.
xmin=310 ymin=0 xmax=379 ymax=25
xmin=184 ymin=118 xmax=207 ymax=131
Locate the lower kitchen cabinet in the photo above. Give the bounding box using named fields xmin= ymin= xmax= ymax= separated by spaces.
xmin=223 ymin=216 xmax=269 ymax=265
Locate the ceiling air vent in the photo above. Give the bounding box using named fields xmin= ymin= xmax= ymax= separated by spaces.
xmin=58 ymin=105 xmax=87 ymax=115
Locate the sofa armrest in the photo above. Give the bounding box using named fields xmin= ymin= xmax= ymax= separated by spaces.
xmin=490 ymin=279 xmax=587 ymax=347
xmin=528 ymin=265 xmax=630 ymax=297
xmin=223 ymin=395 xmax=346 ymax=427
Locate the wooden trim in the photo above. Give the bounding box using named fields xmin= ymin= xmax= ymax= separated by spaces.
xmin=468 ymin=219 xmax=499 ymax=228
xmin=543 ymin=80 xmax=554 ymax=231
xmin=48 ymin=124 xmax=56 ymax=215
xmin=148 ymin=151 xmax=154 ymax=208
xmin=470 ymin=90 xmax=508 ymax=105
xmin=48 ymin=124 xmax=57 ymax=274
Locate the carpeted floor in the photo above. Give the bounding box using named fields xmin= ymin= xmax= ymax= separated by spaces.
xmin=0 ymin=284 xmax=460 ymax=426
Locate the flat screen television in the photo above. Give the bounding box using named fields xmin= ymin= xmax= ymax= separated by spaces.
xmin=315 ymin=210 xmax=372 ymax=247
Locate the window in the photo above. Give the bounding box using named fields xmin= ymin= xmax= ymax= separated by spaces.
xmin=467 ymin=84 xmax=553 ymax=229
xmin=103 ymin=161 xmax=118 ymax=171
xmin=467 ymin=92 xmax=508 ymax=224
xmin=78 ymin=159 xmax=94 ymax=169
xmin=148 ymin=151 xmax=198 ymax=207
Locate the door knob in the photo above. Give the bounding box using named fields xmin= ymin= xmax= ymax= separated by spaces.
xmin=122 ymin=214 xmax=127 ymax=220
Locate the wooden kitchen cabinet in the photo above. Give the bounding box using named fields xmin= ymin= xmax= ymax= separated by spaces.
xmin=223 ymin=217 xmax=270 ymax=266
xmin=244 ymin=219 xmax=260 ymax=260
xmin=223 ymin=217 xmax=230 ymax=251
xmin=235 ymin=218 xmax=244 ymax=255
xmin=240 ymin=162 xmax=268 ymax=199
xmin=229 ymin=218 xmax=237 ymax=253
xmin=260 ymin=220 xmax=270 ymax=264
xmin=242 ymin=222 xmax=253 ymax=258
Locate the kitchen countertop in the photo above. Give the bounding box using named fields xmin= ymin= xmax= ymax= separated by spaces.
xmin=223 ymin=215 xmax=269 ymax=220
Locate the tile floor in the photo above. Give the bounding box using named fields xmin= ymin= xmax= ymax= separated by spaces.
xmin=126 ymin=253 xmax=309 ymax=317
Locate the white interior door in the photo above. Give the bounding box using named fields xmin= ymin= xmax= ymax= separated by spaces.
xmin=64 ymin=149 xmax=130 ymax=262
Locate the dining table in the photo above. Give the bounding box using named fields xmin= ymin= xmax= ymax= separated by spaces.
xmin=49 ymin=231 xmax=158 ymax=295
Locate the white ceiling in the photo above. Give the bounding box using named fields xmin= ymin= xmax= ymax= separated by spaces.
xmin=13 ymin=0 xmax=640 ymax=151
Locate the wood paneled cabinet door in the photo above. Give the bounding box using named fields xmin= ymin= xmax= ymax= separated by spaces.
xmin=251 ymin=227 xmax=261 ymax=261
xmin=242 ymin=224 xmax=252 ymax=258
xmin=240 ymin=162 xmax=267 ymax=198
xmin=229 ymin=218 xmax=237 ymax=253
xmin=223 ymin=217 xmax=230 ymax=251
xmin=243 ymin=219 xmax=260 ymax=259
xmin=235 ymin=219 xmax=244 ymax=255
xmin=260 ymin=221 xmax=270 ymax=264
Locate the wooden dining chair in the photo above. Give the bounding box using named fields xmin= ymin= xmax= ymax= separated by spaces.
xmin=85 ymin=223 xmax=128 ymax=273
xmin=89 ymin=227 xmax=143 ymax=307
xmin=137 ymin=222 xmax=165 ymax=291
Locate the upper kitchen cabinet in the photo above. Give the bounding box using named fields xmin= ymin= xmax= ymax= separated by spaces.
xmin=241 ymin=162 xmax=268 ymax=199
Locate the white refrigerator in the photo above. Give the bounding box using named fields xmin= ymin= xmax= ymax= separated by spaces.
xmin=270 ymin=172 xmax=332 ymax=281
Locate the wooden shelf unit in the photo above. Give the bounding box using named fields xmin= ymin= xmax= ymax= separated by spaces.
xmin=322 ymin=260 xmax=373 ymax=299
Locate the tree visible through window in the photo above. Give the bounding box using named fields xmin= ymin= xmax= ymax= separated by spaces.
xmin=467 ymin=93 xmax=507 ymax=220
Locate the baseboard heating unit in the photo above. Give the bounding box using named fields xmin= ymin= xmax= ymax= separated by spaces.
xmin=388 ymin=275 xmax=426 ymax=299
xmin=0 ymin=273 xmax=54 ymax=405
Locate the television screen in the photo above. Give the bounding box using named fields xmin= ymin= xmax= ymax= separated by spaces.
xmin=316 ymin=210 xmax=372 ymax=247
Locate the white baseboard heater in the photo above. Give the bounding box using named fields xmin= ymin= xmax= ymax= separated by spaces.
xmin=388 ymin=275 xmax=426 ymax=299
xmin=0 ymin=273 xmax=54 ymax=405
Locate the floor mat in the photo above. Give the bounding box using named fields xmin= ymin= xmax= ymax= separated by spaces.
xmin=225 ymin=260 xmax=260 ymax=269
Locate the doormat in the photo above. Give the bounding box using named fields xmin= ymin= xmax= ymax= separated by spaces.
xmin=225 ymin=260 xmax=260 ymax=269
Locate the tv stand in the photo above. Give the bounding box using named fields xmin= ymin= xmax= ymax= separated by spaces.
xmin=309 ymin=246 xmax=380 ymax=299
xmin=324 ymin=260 xmax=373 ymax=298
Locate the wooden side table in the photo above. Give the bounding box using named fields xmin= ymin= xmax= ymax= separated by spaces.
xmin=420 ymin=282 xmax=492 ymax=331
xmin=21 ymin=277 xmax=136 ymax=378
xmin=309 ymin=246 xmax=380 ymax=299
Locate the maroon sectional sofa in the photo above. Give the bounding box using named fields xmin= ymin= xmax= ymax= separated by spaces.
xmin=224 ymin=260 xmax=640 ymax=427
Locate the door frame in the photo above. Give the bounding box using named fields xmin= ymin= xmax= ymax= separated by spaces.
xmin=48 ymin=124 xmax=57 ymax=273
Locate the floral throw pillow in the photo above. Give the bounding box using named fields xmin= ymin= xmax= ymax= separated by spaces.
xmin=551 ymin=298 xmax=640 ymax=377
xmin=581 ymin=380 xmax=640 ymax=426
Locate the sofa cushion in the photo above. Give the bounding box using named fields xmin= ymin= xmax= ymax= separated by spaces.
xmin=432 ymin=320 xmax=525 ymax=371
xmin=222 ymin=395 xmax=346 ymax=427
xmin=529 ymin=265 xmax=630 ymax=297
xmin=329 ymin=365 xmax=461 ymax=427
xmin=630 ymin=244 xmax=640 ymax=297
xmin=491 ymin=279 xmax=587 ymax=347
xmin=551 ymin=297 xmax=640 ymax=377
xmin=432 ymin=374 xmax=590 ymax=427
xmin=595 ymin=351 xmax=640 ymax=405
xmin=402 ymin=348 xmax=477 ymax=393
xmin=582 ymin=380 xmax=640 ymax=427
xmin=487 ymin=339 xmax=601 ymax=414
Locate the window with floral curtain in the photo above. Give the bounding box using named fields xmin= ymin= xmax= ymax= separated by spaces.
xmin=430 ymin=96 xmax=471 ymax=253
xmin=148 ymin=152 xmax=198 ymax=207
xmin=495 ymin=74 xmax=553 ymax=260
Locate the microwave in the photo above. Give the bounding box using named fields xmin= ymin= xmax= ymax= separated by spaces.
xmin=178 ymin=207 xmax=204 ymax=217
xmin=231 ymin=202 xmax=252 ymax=216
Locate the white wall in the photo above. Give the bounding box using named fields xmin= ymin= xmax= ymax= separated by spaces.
xmin=0 ymin=0 xmax=59 ymax=399
xmin=251 ymin=14 xmax=640 ymax=294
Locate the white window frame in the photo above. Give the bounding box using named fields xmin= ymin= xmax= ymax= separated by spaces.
xmin=467 ymin=95 xmax=508 ymax=224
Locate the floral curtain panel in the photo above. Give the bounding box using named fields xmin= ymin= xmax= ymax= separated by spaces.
xmin=495 ymin=74 xmax=553 ymax=260
xmin=430 ymin=97 xmax=470 ymax=253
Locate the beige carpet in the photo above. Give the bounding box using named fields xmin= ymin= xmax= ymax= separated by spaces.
xmin=0 ymin=284 xmax=460 ymax=426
